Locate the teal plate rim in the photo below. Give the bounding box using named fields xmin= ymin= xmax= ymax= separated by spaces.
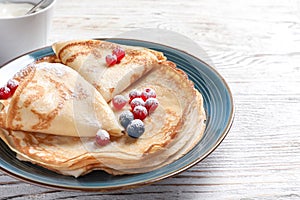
xmin=0 ymin=38 xmax=234 ymax=192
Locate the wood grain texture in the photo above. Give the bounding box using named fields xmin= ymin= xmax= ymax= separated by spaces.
xmin=1 ymin=0 xmax=300 ymax=199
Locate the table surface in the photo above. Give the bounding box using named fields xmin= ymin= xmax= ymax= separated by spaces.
xmin=1 ymin=0 xmax=300 ymax=199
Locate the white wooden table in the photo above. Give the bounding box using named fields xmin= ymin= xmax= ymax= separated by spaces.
xmin=1 ymin=0 xmax=300 ymax=199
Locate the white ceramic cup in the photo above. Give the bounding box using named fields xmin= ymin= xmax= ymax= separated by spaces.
xmin=0 ymin=0 xmax=56 ymax=66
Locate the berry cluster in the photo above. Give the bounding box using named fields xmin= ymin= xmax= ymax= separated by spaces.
xmin=0 ymin=79 xmax=19 ymax=100
xmin=105 ymin=47 xmax=126 ymax=67
xmin=129 ymin=88 xmax=159 ymax=120
xmin=113 ymin=88 xmax=159 ymax=138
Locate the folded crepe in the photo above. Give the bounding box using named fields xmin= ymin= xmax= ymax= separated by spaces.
xmin=0 ymin=61 xmax=206 ymax=177
xmin=52 ymin=39 xmax=166 ymax=102
xmin=0 ymin=62 xmax=123 ymax=137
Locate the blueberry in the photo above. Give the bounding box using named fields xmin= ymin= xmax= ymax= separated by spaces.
xmin=119 ymin=110 xmax=134 ymax=128
xmin=126 ymin=119 xmax=145 ymax=138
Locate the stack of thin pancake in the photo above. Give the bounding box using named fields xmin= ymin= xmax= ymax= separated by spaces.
xmin=0 ymin=40 xmax=206 ymax=177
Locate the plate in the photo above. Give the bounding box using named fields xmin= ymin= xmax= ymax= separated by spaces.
xmin=0 ymin=39 xmax=234 ymax=191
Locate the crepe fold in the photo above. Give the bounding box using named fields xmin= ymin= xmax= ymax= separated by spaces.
xmin=52 ymin=39 xmax=166 ymax=102
xmin=0 ymin=62 xmax=123 ymax=137
xmin=0 ymin=61 xmax=206 ymax=177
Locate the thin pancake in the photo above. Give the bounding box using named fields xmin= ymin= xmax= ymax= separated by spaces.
xmin=0 ymin=61 xmax=206 ymax=177
xmin=52 ymin=39 xmax=166 ymax=102
xmin=0 ymin=62 xmax=123 ymax=137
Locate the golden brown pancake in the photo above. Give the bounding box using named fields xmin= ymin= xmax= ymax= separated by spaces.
xmin=0 ymin=61 xmax=206 ymax=177
xmin=0 ymin=62 xmax=123 ymax=137
xmin=52 ymin=39 xmax=166 ymax=102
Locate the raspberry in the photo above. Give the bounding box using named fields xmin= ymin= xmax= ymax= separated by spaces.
xmin=112 ymin=47 xmax=125 ymax=63
xmin=112 ymin=95 xmax=127 ymax=110
xmin=145 ymin=98 xmax=159 ymax=113
xmin=106 ymin=54 xmax=117 ymax=67
xmin=128 ymin=89 xmax=142 ymax=102
xmin=132 ymin=105 xmax=148 ymax=120
xmin=95 ymin=129 xmax=110 ymax=146
xmin=130 ymin=98 xmax=145 ymax=110
xmin=0 ymin=86 xmax=12 ymax=100
xmin=141 ymin=88 xmax=156 ymax=101
xmin=6 ymin=79 xmax=19 ymax=93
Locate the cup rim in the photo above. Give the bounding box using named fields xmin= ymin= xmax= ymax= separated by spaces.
xmin=0 ymin=0 xmax=57 ymax=20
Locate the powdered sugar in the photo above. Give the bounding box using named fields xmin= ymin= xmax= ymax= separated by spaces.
xmin=36 ymin=62 xmax=67 ymax=78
